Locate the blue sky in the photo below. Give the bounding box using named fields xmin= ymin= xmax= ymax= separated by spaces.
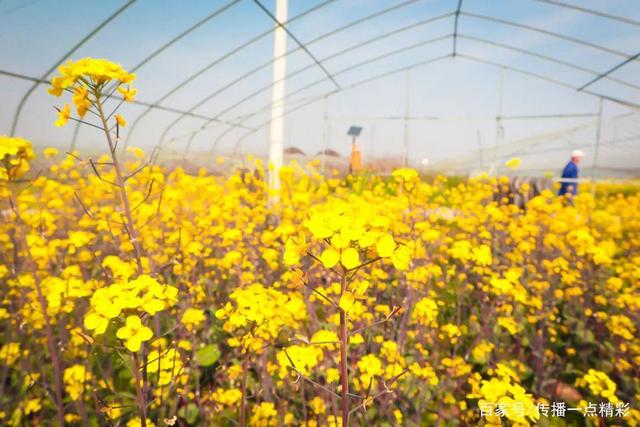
xmin=1 ymin=0 xmax=639 ymax=174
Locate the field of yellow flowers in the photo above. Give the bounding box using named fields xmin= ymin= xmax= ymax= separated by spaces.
xmin=1 ymin=59 xmax=639 ymax=426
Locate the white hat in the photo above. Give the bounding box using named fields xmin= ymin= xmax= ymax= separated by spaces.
xmin=572 ymin=149 xmax=585 ymax=157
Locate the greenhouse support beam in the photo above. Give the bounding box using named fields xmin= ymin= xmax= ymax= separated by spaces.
xmin=231 ymin=55 xmax=453 ymax=153
xmin=70 ymin=0 xmax=241 ymax=151
xmin=184 ymin=11 xmax=640 ymax=152
xmin=200 ymin=33 xmax=451 ymax=135
xmin=171 ymin=3 xmax=448 ymax=157
xmin=157 ymin=0 xmax=640 ymax=153
xmin=10 ymin=0 xmax=137 ymax=136
xmin=457 ymin=54 xmax=640 ymax=110
xmin=0 ymin=69 xmax=254 ymax=132
xmin=130 ymin=0 xmax=241 ymax=74
xmin=591 ymin=98 xmax=604 ymax=195
xmin=191 ymin=34 xmax=452 ymax=145
xmin=403 ymin=68 xmax=412 ymax=167
xmin=268 ymin=0 xmax=288 ymax=194
xmin=458 ymin=34 xmax=640 ymax=91
xmin=461 ymin=11 xmax=634 ymax=59
xmin=201 ymin=40 xmax=640 ymax=156
xmin=197 ymin=27 xmax=640 ymax=138
xmin=252 ymin=0 xmax=339 ymax=90
xmin=126 ymin=0 xmax=337 ymax=152
xmin=452 ymin=0 xmax=463 ymax=56
xmin=535 ymin=0 xmax=640 ymax=27
xmin=578 ymin=51 xmax=640 ymax=91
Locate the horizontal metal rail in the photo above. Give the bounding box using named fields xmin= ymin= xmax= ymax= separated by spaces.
xmin=0 ymin=69 xmax=255 ymax=131
xmin=578 ymin=50 xmax=640 ymax=91
xmin=458 ymin=34 xmax=640 ymax=91
xmin=323 ymin=112 xmax=598 ymax=121
xmin=535 ymin=0 xmax=640 ymax=27
xmin=457 ymin=54 xmax=640 ymax=109
xmin=460 ymin=11 xmax=636 ymax=59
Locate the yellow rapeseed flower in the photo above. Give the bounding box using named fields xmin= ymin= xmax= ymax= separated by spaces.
xmin=54 ymin=104 xmax=71 ymax=127
xmin=116 ymin=315 xmax=153 ymax=352
xmin=505 ymin=157 xmax=521 ymax=169
xmin=115 ymin=114 xmax=127 ymax=127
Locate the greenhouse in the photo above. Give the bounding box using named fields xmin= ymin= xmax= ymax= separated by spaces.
xmin=0 ymin=0 xmax=639 ymax=426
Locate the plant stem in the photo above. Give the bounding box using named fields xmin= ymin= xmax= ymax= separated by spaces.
xmin=8 ymin=190 xmax=65 ymax=427
xmin=94 ymin=89 xmax=147 ymax=427
xmin=94 ymin=90 xmax=144 ymax=275
xmin=339 ymin=271 xmax=349 ymax=427
xmin=132 ymin=353 xmax=147 ymax=426
xmin=240 ymin=351 xmax=249 ymax=427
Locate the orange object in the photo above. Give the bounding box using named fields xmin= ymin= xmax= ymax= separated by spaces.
xmin=350 ymin=141 xmax=362 ymax=172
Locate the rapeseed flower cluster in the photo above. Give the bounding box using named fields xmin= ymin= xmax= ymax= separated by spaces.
xmin=467 ymin=373 xmax=539 ymax=426
xmin=48 ymin=58 xmax=136 ymax=127
xmin=83 ymin=274 xmax=177 ymax=351
xmin=0 ymin=136 xmax=34 ymax=181
xmin=285 ymin=198 xmax=411 ymax=271
xmin=215 ymin=283 xmax=306 ymax=351
xmin=0 ymin=60 xmax=638 ymax=425
xmin=576 ymin=369 xmax=621 ymax=404
xmin=2 ymin=149 xmax=638 ymax=425
xmin=63 ymin=365 xmax=92 ymax=401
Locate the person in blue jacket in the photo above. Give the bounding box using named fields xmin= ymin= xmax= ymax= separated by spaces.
xmin=558 ymin=150 xmax=584 ymax=196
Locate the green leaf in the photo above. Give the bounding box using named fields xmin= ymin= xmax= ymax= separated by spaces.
xmin=184 ymin=403 xmax=199 ymax=425
xmin=195 ymin=344 xmax=220 ymax=367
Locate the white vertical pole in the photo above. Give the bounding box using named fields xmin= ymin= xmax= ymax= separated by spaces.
xmin=492 ymin=66 xmax=506 ymax=176
xmin=370 ymin=125 xmax=375 ymax=160
xmin=403 ymin=68 xmax=412 ymax=167
xmin=268 ymin=0 xmax=288 ymax=195
xmin=591 ymin=97 xmax=604 ymax=196
xmin=321 ymin=95 xmax=328 ymax=175
xmin=477 ymin=129 xmax=483 ymax=170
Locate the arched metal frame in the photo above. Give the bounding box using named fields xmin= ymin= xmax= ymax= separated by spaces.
xmin=143 ymin=0 xmax=427 ymax=155
xmin=229 ymin=54 xmax=454 ymax=154
xmin=432 ymin=108 xmax=640 ymax=172
xmin=460 ymin=11 xmax=635 ymax=59
xmin=10 ymin=0 xmax=137 ymax=136
xmin=160 ymin=0 xmax=640 ymax=156
xmin=3 ymin=0 xmax=640 ymax=161
xmin=159 ymin=11 xmax=456 ymax=153
xmin=534 ymin=0 xmax=640 ymax=27
xmin=67 ymin=0 xmax=244 ymax=150
xmin=234 ymin=30 xmax=639 ymax=130
xmin=252 ymin=0 xmax=340 ymax=89
xmin=173 ymin=32 xmax=640 ymax=156
xmin=163 ymin=32 xmax=453 ymax=154
xmin=123 ymin=0 xmax=341 ymax=153
xmin=226 ymin=49 xmax=638 ymax=157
